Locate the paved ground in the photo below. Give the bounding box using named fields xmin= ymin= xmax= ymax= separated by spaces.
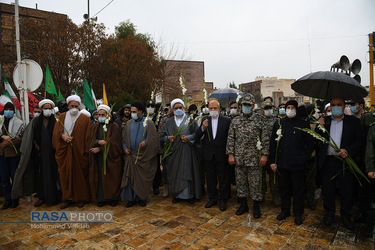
xmin=0 ymin=186 xmax=374 ymax=249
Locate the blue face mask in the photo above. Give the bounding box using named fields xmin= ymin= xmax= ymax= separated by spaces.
xmin=350 ymin=105 xmax=358 ymax=114
xmin=98 ymin=117 xmax=106 ymax=123
xmin=279 ymin=108 xmax=286 ymax=115
xmin=174 ymin=109 xmax=184 ymax=117
xmin=242 ymin=105 xmax=252 ymax=114
xmin=331 ymin=106 xmax=343 ymax=117
xmin=4 ymin=110 xmax=14 ymax=118
xmin=131 ymin=113 xmax=139 ymax=120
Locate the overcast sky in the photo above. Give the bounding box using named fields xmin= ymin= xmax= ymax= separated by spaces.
xmin=5 ymin=0 xmax=375 ymax=89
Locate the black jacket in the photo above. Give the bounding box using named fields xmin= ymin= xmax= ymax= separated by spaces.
xmin=269 ymin=117 xmax=314 ymax=170
xmin=195 ymin=116 xmax=231 ymax=162
xmin=315 ymin=115 xmax=364 ymax=169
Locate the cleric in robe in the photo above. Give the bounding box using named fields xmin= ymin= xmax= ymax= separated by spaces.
xmin=12 ymin=99 xmax=61 ymax=207
xmin=121 ymin=102 xmax=159 ymax=207
xmin=52 ymin=95 xmax=91 ymax=209
xmin=159 ymin=98 xmax=202 ymax=203
xmin=87 ymin=104 xmax=122 ymax=207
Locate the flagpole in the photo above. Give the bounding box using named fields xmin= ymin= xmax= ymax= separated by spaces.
xmin=15 ymin=0 xmax=29 ymax=124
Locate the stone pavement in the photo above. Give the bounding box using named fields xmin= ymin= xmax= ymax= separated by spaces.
xmin=0 ymin=187 xmax=373 ymax=249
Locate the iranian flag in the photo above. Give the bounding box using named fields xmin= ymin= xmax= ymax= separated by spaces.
xmin=0 ymin=90 xmax=12 ymax=111
xmin=3 ymin=76 xmax=22 ymax=118
xmin=90 ymin=82 xmax=97 ymax=109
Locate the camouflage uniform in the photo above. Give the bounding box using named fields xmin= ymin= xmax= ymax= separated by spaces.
xmin=226 ymin=113 xmax=271 ymax=201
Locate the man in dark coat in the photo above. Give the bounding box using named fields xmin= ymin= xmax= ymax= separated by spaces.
xmin=316 ymin=97 xmax=364 ymax=230
xmin=195 ymin=100 xmax=231 ymax=211
xmin=269 ymin=100 xmax=314 ymax=225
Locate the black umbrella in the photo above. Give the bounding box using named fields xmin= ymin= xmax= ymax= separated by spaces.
xmin=291 ymin=71 xmax=368 ymax=100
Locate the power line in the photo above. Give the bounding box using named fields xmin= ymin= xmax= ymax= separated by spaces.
xmin=92 ymin=0 xmax=115 ymax=18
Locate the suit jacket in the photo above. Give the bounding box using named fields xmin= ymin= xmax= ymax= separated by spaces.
xmin=195 ymin=115 xmax=231 ymax=162
xmin=316 ymin=115 xmax=364 ymax=169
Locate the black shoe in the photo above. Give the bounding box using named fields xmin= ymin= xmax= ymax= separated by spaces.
xmin=2 ymin=201 xmax=11 ymax=210
xmin=236 ymin=198 xmax=249 ymax=216
xmin=220 ymin=200 xmax=227 ymax=211
xmin=172 ymin=198 xmax=180 ymax=204
xmin=138 ymin=200 xmax=146 ymax=207
xmin=98 ymin=202 xmax=106 ymax=207
xmin=11 ymin=199 xmax=19 ymax=208
xmin=323 ymin=215 xmax=334 ymax=226
xmin=295 ymin=215 xmax=303 ymax=225
xmin=109 ymin=200 xmax=118 ymax=207
xmin=126 ymin=200 xmax=136 ymax=208
xmin=153 ymin=187 xmax=160 ymax=195
xmin=277 ymin=211 xmax=291 ymax=221
xmin=253 ymin=201 xmax=261 ymax=219
xmin=205 ymin=200 xmax=217 ymax=208
xmin=307 ymin=201 xmax=316 ymax=210
xmin=341 ymin=217 xmax=354 ymax=230
xmin=34 ymin=199 xmax=44 ymax=207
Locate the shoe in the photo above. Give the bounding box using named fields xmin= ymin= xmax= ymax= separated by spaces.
xmin=126 ymin=200 xmax=136 ymax=208
xmin=60 ymin=201 xmax=71 ymax=209
xmin=11 ymin=199 xmax=19 ymax=208
xmin=205 ymin=200 xmax=217 ymax=208
xmin=253 ymin=201 xmax=261 ymax=219
xmin=323 ymin=215 xmax=334 ymax=226
xmin=162 ymin=184 xmax=169 ymax=198
xmin=188 ymin=198 xmax=195 ymax=204
xmin=34 ymin=199 xmax=44 ymax=207
xmin=341 ymin=217 xmax=354 ymax=230
xmin=109 ymin=200 xmax=118 ymax=207
xmin=307 ymin=201 xmax=316 ymax=210
xmin=277 ymin=211 xmax=291 ymax=221
xmin=272 ymin=194 xmax=281 ymax=206
xmin=98 ymin=202 xmax=106 ymax=207
xmin=76 ymin=202 xmax=84 ymax=208
xmin=220 ymin=200 xmax=227 ymax=211
xmin=236 ymin=198 xmax=249 ymax=216
xmin=2 ymin=201 xmax=11 ymax=210
xmin=295 ymin=215 xmax=303 ymax=225
xmin=153 ymin=187 xmax=160 ymax=195
xmin=138 ymin=200 xmax=146 ymax=207
xmin=172 ymin=198 xmax=180 ymax=204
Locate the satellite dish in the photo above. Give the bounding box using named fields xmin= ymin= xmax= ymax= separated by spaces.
xmin=13 ymin=59 xmax=43 ymax=92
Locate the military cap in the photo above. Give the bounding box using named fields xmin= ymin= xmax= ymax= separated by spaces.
xmin=145 ymin=100 xmax=156 ymax=107
xmin=241 ymin=93 xmax=255 ymax=105
xmin=261 ymin=100 xmax=273 ymax=109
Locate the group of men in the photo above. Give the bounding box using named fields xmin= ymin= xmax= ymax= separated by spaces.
xmin=1 ymin=93 xmax=375 ymax=230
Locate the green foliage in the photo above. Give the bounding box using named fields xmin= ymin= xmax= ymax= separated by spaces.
xmin=115 ymin=19 xmax=155 ymax=51
xmin=229 ymin=81 xmax=237 ymax=89
xmin=108 ymin=91 xmax=134 ymax=112
xmin=254 ymin=92 xmax=263 ymax=104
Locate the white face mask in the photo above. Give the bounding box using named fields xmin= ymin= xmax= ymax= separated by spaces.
xmin=286 ymin=109 xmax=296 ymax=118
xmin=264 ymin=109 xmax=273 ymax=117
xmin=33 ymin=112 xmax=41 ymax=118
xmin=43 ymin=109 xmax=53 ymax=117
xmin=230 ymin=108 xmax=237 ymax=116
xmin=69 ymin=108 xmax=79 ymax=116
xmin=326 ymin=112 xmax=332 ymax=116
xmin=147 ymin=107 xmax=155 ymax=115
xmin=209 ymin=110 xmax=219 ymax=118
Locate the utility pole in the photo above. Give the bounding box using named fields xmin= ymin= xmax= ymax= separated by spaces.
xmin=369 ymin=32 xmax=374 ymax=110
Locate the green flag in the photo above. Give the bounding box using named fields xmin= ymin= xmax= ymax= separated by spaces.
xmin=83 ymin=79 xmax=95 ymax=110
xmin=58 ymin=87 xmax=65 ymax=101
xmin=75 ymin=87 xmax=79 ymax=96
xmin=45 ymin=65 xmax=57 ymax=96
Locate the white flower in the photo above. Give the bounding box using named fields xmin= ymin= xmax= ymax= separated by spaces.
xmin=306 ymin=130 xmax=327 ymax=143
xmin=143 ymin=117 xmax=148 ymax=127
xmin=275 ymin=128 xmax=283 ymax=142
xmin=155 ymin=112 xmax=161 ymax=124
xmin=103 ymin=125 xmax=107 ymax=132
xmin=105 ymin=118 xmax=109 ymax=125
xmin=184 ymin=114 xmax=193 ymax=126
xmin=236 ymin=92 xmax=241 ymax=103
xmin=313 ymin=112 xmax=320 ymax=120
xmin=179 ymin=75 xmax=184 ymax=87
xmin=203 ymin=89 xmax=208 ymax=104
xmin=256 ymin=140 xmax=262 ymax=151
xmin=317 ymin=123 xmax=325 ymax=133
xmin=182 ymin=87 xmax=187 ymax=95
xmin=151 ymin=90 xmax=155 ymax=100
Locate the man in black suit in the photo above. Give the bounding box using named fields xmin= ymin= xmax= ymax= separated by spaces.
xmin=316 ymin=97 xmax=364 ymax=230
xmin=195 ymin=100 xmax=231 ymax=211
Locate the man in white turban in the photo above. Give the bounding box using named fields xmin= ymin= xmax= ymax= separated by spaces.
xmin=159 ymin=98 xmax=202 ymax=204
xmin=52 ymin=95 xmax=92 ymax=209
